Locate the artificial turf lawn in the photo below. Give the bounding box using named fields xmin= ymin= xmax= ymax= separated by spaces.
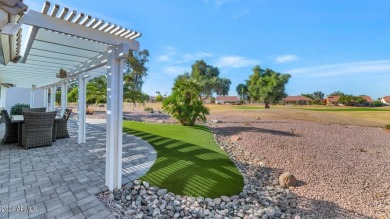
xmin=122 ymin=121 xmax=244 ymax=198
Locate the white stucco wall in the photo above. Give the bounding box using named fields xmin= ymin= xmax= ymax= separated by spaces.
xmin=33 ymin=88 xmax=45 ymax=108
xmin=4 ymin=87 xmax=30 ymax=112
xmin=0 ymin=85 xmax=6 ymax=108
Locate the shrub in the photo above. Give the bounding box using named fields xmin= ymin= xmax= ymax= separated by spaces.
xmin=373 ymin=101 xmax=383 ymax=107
xmin=144 ymin=107 xmax=152 ymax=112
xmin=385 ymin=124 xmax=390 ymax=130
xmin=10 ymin=103 xmax=30 ymax=115
xmin=163 ymin=79 xmax=209 ymax=126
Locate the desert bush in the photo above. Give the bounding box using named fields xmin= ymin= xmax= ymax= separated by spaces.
xmin=10 ymin=103 xmax=30 ymax=115
xmin=385 ymin=124 xmax=390 ymax=130
xmin=373 ymin=100 xmax=383 ymax=107
xmin=144 ymin=107 xmax=153 ymax=112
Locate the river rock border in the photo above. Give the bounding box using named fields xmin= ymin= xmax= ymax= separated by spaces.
xmin=97 ymin=123 xmax=301 ymax=219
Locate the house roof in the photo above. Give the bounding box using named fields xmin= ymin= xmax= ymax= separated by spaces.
xmin=215 ymin=96 xmax=240 ymax=101
xmin=382 ymin=96 xmax=390 ymax=102
xmin=327 ymin=96 xmax=340 ymax=102
xmin=360 ymin=95 xmax=373 ymax=102
xmin=282 ymin=96 xmax=312 ymax=101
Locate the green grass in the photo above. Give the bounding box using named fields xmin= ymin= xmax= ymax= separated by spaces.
xmin=122 ymin=121 xmax=244 ymax=198
xmin=300 ymin=107 xmax=390 ymax=112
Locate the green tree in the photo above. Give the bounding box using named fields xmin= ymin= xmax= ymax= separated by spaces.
xmin=86 ymin=76 xmax=107 ymax=104
xmin=122 ymin=49 xmax=150 ymax=104
xmin=236 ymin=83 xmax=248 ymax=100
xmin=190 ymin=60 xmax=231 ymax=98
xmin=246 ymin=66 xmax=291 ymax=108
xmin=156 ymin=94 xmax=163 ymax=102
xmin=56 ymin=90 xmax=61 ymax=104
xmin=301 ymin=93 xmax=314 ymax=99
xmin=162 ymin=76 xmax=210 ymax=126
xmin=67 ymin=86 xmax=78 ymax=102
xmin=312 ymin=91 xmax=325 ymax=100
xmin=329 ymin=91 xmax=344 ymax=96
xmin=124 ymin=49 xmax=149 ymax=91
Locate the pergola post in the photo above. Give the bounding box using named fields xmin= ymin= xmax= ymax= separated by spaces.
xmin=30 ymin=89 xmax=34 ymax=107
xmin=43 ymin=88 xmax=48 ymax=110
xmin=105 ymin=44 xmax=128 ymax=191
xmin=50 ymin=86 xmax=56 ymax=111
xmin=60 ymin=83 xmax=68 ymax=115
xmin=77 ymin=74 xmax=86 ymax=144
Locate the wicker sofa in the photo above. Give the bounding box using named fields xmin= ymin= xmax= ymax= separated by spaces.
xmin=56 ymin=108 xmax=72 ymax=139
xmin=21 ymin=111 xmax=57 ymax=149
xmin=1 ymin=110 xmax=18 ymax=144
xmin=22 ymin=107 xmax=46 ymax=113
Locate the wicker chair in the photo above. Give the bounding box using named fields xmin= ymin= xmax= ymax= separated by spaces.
xmin=1 ymin=110 xmax=18 ymax=144
xmin=22 ymin=107 xmax=46 ymax=113
xmin=21 ymin=111 xmax=56 ymax=149
xmin=56 ymin=108 xmax=72 ymax=139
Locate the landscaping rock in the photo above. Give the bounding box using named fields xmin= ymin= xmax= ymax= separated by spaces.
xmin=279 ymin=172 xmax=297 ymax=188
xmin=230 ymin=135 xmax=242 ymax=142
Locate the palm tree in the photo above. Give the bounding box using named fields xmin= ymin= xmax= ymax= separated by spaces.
xmin=86 ymin=76 xmax=107 ymax=104
xmin=236 ymin=83 xmax=248 ymax=101
xmin=163 ymin=78 xmax=209 ymax=126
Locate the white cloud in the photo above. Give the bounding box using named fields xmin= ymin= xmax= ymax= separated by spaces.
xmin=162 ymin=66 xmax=188 ymax=76
xmin=233 ymin=9 xmax=250 ymax=18
xmin=287 ymin=60 xmax=390 ymax=77
xmin=275 ymin=55 xmax=298 ymax=63
xmin=180 ymin=52 xmax=213 ymax=63
xmin=214 ymin=56 xmax=258 ymax=68
xmin=157 ymin=47 xmax=176 ymax=62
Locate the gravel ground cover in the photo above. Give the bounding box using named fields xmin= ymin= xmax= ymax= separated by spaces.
xmin=210 ymin=114 xmax=390 ymax=219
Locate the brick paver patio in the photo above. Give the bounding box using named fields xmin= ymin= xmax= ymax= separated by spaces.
xmin=0 ymin=119 xmax=156 ymax=219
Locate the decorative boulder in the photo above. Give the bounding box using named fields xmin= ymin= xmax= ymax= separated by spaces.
xmin=230 ymin=135 xmax=242 ymax=142
xmin=279 ymin=172 xmax=297 ymax=188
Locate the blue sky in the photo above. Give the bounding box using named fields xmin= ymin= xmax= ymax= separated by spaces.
xmin=28 ymin=0 xmax=390 ymax=99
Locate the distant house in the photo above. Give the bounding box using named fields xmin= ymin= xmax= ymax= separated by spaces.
xmin=327 ymin=96 xmax=340 ymax=105
xmin=360 ymin=95 xmax=374 ymax=106
xmin=381 ymin=96 xmax=390 ymax=105
xmin=282 ymin=96 xmax=312 ymax=105
xmin=215 ymin=96 xmax=240 ymax=104
xmin=202 ymin=97 xmax=212 ymax=104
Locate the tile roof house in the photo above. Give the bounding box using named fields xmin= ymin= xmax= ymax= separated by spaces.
xmin=215 ymin=96 xmax=240 ymax=104
xmin=327 ymin=96 xmax=341 ymax=105
xmin=360 ymin=95 xmax=373 ymax=103
xmin=282 ymin=96 xmax=312 ymax=105
xmin=381 ymin=96 xmax=390 ymax=105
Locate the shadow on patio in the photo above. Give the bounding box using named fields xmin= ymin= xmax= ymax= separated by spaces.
xmin=0 ymin=119 xmax=156 ymax=219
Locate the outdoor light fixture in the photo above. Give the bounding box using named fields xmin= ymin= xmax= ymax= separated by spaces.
xmin=57 ymin=69 xmax=67 ymax=78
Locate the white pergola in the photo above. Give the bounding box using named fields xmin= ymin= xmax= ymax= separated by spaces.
xmin=0 ymin=1 xmax=142 ymax=191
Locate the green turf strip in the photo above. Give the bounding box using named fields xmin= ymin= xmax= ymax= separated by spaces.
xmin=123 ymin=121 xmax=244 ymax=198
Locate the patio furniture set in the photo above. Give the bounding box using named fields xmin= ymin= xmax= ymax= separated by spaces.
xmin=1 ymin=107 xmax=72 ymax=149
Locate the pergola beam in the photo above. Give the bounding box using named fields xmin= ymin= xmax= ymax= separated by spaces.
xmin=21 ymin=10 xmax=140 ymax=49
xmin=22 ymin=26 xmax=39 ymax=62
